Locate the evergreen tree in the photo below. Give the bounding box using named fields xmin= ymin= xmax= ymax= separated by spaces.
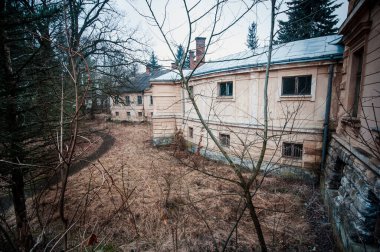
xmin=175 ymin=45 xmax=185 ymax=66
xmin=277 ymin=0 xmax=342 ymax=43
xmin=247 ymin=22 xmax=259 ymax=51
xmin=149 ymin=51 xmax=160 ymax=70
xmin=184 ymin=53 xmax=190 ymax=69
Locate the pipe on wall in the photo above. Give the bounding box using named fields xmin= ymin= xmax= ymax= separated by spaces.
xmin=321 ymin=64 xmax=335 ymax=171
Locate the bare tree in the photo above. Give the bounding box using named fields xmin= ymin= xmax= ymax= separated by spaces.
xmin=135 ymin=0 xmax=281 ymax=250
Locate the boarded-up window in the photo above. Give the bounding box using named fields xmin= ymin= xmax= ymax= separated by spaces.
xmin=219 ymin=133 xmax=230 ymax=147
xmin=282 ymin=142 xmax=303 ymax=158
xmin=219 ymin=82 xmax=233 ymax=96
xmin=282 ymin=76 xmax=311 ymax=95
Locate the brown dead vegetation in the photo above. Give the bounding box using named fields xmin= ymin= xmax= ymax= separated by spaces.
xmin=20 ymin=120 xmax=334 ymax=251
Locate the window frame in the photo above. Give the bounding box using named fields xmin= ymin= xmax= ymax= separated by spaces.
xmin=219 ymin=133 xmax=230 ymax=147
xmin=138 ymin=112 xmax=143 ymax=117
xmin=127 ymin=111 xmax=131 ymax=118
xmin=282 ymin=142 xmax=303 ymax=159
xmin=115 ymin=111 xmax=119 ymax=117
xmin=281 ymin=75 xmax=312 ymax=96
xmin=137 ymin=95 xmax=143 ymax=105
xmin=188 ymin=127 xmax=193 ymax=138
xmin=125 ymin=96 xmax=130 ymax=106
xmin=218 ymin=81 xmax=233 ymax=97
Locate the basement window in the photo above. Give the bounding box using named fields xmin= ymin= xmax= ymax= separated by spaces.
xmin=219 ymin=133 xmax=230 ymax=147
xmin=282 ymin=75 xmax=311 ymax=96
xmin=188 ymin=127 xmax=193 ymax=138
xmin=115 ymin=111 xmax=119 ymax=117
xmin=138 ymin=112 xmax=143 ymax=117
xmin=219 ymin=81 xmax=233 ymax=96
xmin=282 ymin=142 xmax=303 ymax=159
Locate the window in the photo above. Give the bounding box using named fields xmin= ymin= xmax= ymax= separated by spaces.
xmin=115 ymin=111 xmax=119 ymax=116
xmin=282 ymin=142 xmax=303 ymax=159
xmin=351 ymin=49 xmax=364 ymax=117
xmin=127 ymin=112 xmax=131 ymax=118
xmin=114 ymin=96 xmax=119 ymax=105
xmin=137 ymin=95 xmax=143 ymax=105
xmin=138 ymin=112 xmax=143 ymax=117
xmin=151 ymin=112 xmax=153 ymax=117
xmin=126 ymin=96 xmax=130 ymax=106
xmin=150 ymin=95 xmax=153 ymax=105
xmin=282 ymin=75 xmax=312 ymax=96
xmin=219 ymin=81 xmax=233 ymax=96
xmin=188 ymin=127 xmax=193 ymax=138
xmin=188 ymin=86 xmax=193 ymax=97
xmin=219 ymin=133 xmax=230 ymax=147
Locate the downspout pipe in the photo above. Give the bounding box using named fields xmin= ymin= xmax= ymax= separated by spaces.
xmin=321 ymin=64 xmax=334 ymax=171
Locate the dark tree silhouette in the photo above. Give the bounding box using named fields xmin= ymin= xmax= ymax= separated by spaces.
xmin=247 ymin=21 xmax=259 ymax=50
xmin=277 ymin=0 xmax=342 ymax=43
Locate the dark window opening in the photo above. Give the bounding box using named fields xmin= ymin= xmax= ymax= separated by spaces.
xmin=138 ymin=112 xmax=143 ymax=117
xmin=282 ymin=75 xmax=312 ymax=95
xmin=137 ymin=95 xmax=143 ymax=105
xmin=126 ymin=96 xmax=130 ymax=106
xmin=115 ymin=111 xmax=119 ymax=116
xmin=150 ymin=95 xmax=153 ymax=105
xmin=328 ymin=157 xmax=345 ymax=190
xmin=352 ymin=49 xmax=364 ymax=118
xmin=219 ymin=82 xmax=233 ymax=96
xmin=114 ymin=96 xmax=120 ymax=105
xmin=151 ymin=112 xmax=153 ymax=117
xmin=189 ymin=127 xmax=193 ymax=138
xmin=282 ymin=142 xmax=303 ymax=159
xmin=219 ymin=133 xmax=230 ymax=147
xmin=188 ymin=86 xmax=193 ymax=97
xmin=127 ymin=112 xmax=131 ymax=118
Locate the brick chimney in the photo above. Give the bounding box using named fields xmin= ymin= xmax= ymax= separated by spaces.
xmin=146 ymin=65 xmax=150 ymax=74
xmin=195 ymin=37 xmax=206 ymax=66
xmin=189 ymin=50 xmax=195 ymax=69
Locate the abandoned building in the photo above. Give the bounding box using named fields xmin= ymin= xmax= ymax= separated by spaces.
xmin=151 ymin=34 xmax=344 ymax=182
xmin=109 ymin=67 xmax=169 ymax=122
xmin=323 ymin=0 xmax=380 ymax=250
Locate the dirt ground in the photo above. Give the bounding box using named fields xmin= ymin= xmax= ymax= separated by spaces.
xmin=27 ymin=120 xmax=335 ymax=251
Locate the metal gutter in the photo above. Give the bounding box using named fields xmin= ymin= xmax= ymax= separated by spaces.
xmin=321 ymin=64 xmax=335 ymax=172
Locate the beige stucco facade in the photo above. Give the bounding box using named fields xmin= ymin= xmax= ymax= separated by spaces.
xmin=151 ymin=60 xmax=342 ymax=177
xmin=110 ymin=92 xmax=154 ymax=122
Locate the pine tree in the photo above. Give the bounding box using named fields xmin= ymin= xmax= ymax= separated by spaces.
xmin=175 ymin=45 xmax=185 ymax=67
xmin=247 ymin=22 xmax=259 ymax=51
xmin=184 ymin=53 xmax=190 ymax=69
xmin=277 ymin=0 xmax=342 ymax=43
xmin=149 ymin=51 xmax=160 ymax=70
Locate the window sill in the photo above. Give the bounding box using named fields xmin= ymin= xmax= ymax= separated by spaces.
xmin=217 ymin=96 xmax=234 ymax=102
xmin=279 ymin=95 xmax=312 ymax=101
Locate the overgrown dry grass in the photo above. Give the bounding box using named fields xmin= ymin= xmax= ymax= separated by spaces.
xmin=22 ymin=120 xmax=334 ymax=251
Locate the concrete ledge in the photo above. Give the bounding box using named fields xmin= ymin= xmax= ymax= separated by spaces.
xmin=189 ymin=145 xmax=318 ymax=183
xmin=152 ymin=137 xmax=173 ymax=146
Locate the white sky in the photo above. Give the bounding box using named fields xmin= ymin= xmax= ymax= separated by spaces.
xmin=115 ymin=0 xmax=348 ymax=68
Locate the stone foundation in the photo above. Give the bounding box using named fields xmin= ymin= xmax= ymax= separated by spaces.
xmin=324 ymin=136 xmax=380 ymax=251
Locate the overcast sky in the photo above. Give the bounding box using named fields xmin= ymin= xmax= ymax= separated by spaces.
xmin=116 ymin=0 xmax=348 ymax=68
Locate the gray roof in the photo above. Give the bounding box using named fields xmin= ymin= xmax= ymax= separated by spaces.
xmin=150 ymin=70 xmax=192 ymax=83
xmin=193 ymin=35 xmax=343 ymax=77
xmin=150 ymin=35 xmax=344 ymax=82
xmin=116 ymin=69 xmax=170 ymax=93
